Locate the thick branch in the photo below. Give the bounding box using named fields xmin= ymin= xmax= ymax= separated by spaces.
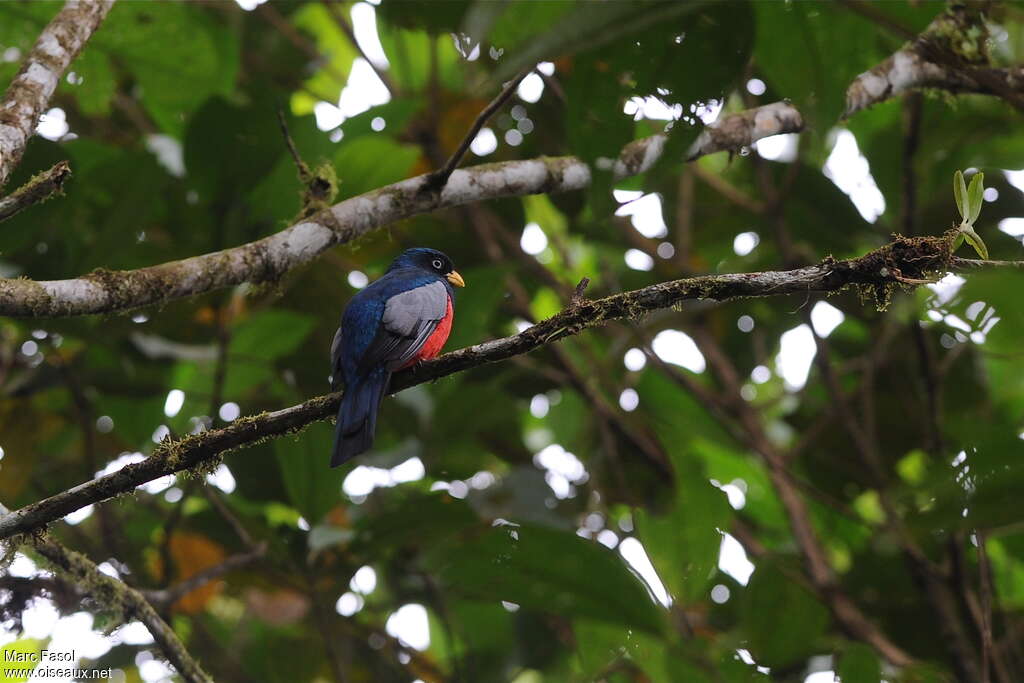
xmin=0 ymin=234 xmax=978 ymax=540
xmin=0 ymin=102 xmax=800 ymax=319
xmin=845 ymin=4 xmax=1024 ymax=116
xmin=0 ymin=0 xmax=114 ymax=188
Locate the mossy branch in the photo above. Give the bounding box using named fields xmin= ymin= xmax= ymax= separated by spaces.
xmin=1 ymin=233 xmax=1000 ymax=541
xmin=0 ymin=161 xmax=71 ymax=222
xmin=0 ymin=102 xmax=800 ymax=318
xmin=0 ymin=0 xmax=114 ymax=188
xmin=0 ymin=502 xmax=211 ymax=683
xmin=845 ymin=2 xmax=1024 ymax=116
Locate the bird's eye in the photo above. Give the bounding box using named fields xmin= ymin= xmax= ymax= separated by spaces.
xmin=432 ymin=259 xmax=443 ymax=270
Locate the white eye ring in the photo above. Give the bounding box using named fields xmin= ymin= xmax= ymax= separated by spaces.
xmin=432 ymin=259 xmax=443 ymax=269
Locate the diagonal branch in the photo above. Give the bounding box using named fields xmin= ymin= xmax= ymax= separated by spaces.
xmin=0 ymin=0 xmax=115 ymax=189
xmin=0 ymin=502 xmax=211 ymax=683
xmin=845 ymin=3 xmax=1024 ymax=117
xmin=141 ymin=543 xmax=267 ymax=609
xmin=686 ymin=324 xmax=913 ymax=666
xmin=32 ymin=536 xmax=213 ymax=683
xmin=0 ymin=160 xmax=71 ymax=222
xmin=423 ymin=69 xmax=531 ymax=192
xmin=0 ymin=233 xmax=1003 ymax=540
xmin=614 ymin=101 xmax=803 ymax=177
xmin=0 ymin=101 xmax=801 ymax=319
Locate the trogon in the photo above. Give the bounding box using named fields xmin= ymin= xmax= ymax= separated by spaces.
xmin=329 ymin=248 xmax=464 ymax=467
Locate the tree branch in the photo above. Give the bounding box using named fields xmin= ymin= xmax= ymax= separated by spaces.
xmin=141 ymin=543 xmax=266 ymax=609
xmin=423 ymin=69 xmax=530 ymax=192
xmin=0 ymin=0 xmax=114 ymax=189
xmin=685 ymin=101 xmax=804 ymax=161
xmin=613 ymin=101 xmax=803 ymax=178
xmin=845 ymin=3 xmax=1024 ymax=117
xmin=0 ymin=160 xmax=70 ymax=222
xmin=0 ymin=503 xmax=211 ymax=683
xmin=32 ymin=537 xmax=213 ymax=683
xmin=687 ymin=323 xmax=913 ymax=667
xmin=0 ymin=233 xmax=1001 ymax=540
xmin=0 ymin=101 xmax=800 ymax=319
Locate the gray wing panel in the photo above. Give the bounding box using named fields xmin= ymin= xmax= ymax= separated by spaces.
xmin=330 ymin=327 xmax=344 ymax=390
xmin=381 ymin=280 xmax=447 ymax=337
xmin=358 ymin=280 xmax=448 ymax=373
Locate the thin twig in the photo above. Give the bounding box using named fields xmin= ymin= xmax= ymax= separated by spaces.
xmin=422 ymin=69 xmax=531 ymax=192
xmin=836 ymin=0 xmax=917 ymax=39
xmin=687 ymin=324 xmax=913 ymax=666
xmin=0 ymin=161 xmax=71 ymax=222
xmin=142 ymin=544 xmax=266 ymax=609
xmin=951 ymin=257 xmax=1024 ymax=269
xmin=978 ymin=530 xmax=994 ymax=683
xmin=901 ymin=92 xmax=923 ymax=236
xmin=277 ymin=109 xmax=311 ymax=180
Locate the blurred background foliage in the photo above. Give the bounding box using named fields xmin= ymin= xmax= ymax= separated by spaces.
xmin=0 ymin=1 xmax=1023 ymax=682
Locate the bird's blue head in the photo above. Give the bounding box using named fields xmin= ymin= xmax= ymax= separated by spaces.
xmin=387 ymin=248 xmax=465 ymax=288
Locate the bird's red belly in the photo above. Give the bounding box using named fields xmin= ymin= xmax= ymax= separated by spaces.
xmin=402 ymin=296 xmax=453 ymax=368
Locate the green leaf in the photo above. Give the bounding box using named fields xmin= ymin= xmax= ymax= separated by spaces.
xmin=230 ymin=310 xmax=316 ymax=361
xmin=275 ymin=421 xmax=343 ymax=524
xmin=636 ymin=455 xmax=732 ymax=603
xmin=289 ymin=4 xmax=358 ymax=115
xmin=97 ymin=3 xmax=235 ymax=137
xmin=69 ymin=48 xmax=116 ymax=116
xmin=836 ymin=642 xmax=881 ymax=683
xmin=493 ymin=1 xmax=702 ymax=82
xmin=332 ymin=136 xmax=420 ymax=200
xmin=740 ymin=562 xmax=829 ymax=667
xmin=954 ymin=169 xmax=968 ymax=221
xmin=967 ymin=170 xmax=985 ymax=223
xmin=428 ymin=523 xmax=667 ymax=635
xmin=961 ymin=225 xmax=989 ymax=260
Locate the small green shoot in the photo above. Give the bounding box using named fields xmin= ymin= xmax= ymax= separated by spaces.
xmin=952 ymin=169 xmax=988 ymax=259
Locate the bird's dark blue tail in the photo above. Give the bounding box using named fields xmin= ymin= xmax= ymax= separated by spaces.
xmin=331 ymin=369 xmax=389 ymax=467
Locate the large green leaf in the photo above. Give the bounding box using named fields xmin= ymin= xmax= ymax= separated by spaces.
xmin=739 ymin=562 xmax=829 ymax=668
xmin=289 ymin=3 xmax=358 ymax=115
xmin=636 ymin=453 xmax=732 ymax=603
xmin=332 ymin=136 xmax=420 ymax=200
xmin=274 ymin=420 xmax=343 ymax=524
xmin=96 ymin=3 xmax=236 ymax=137
xmin=427 ymin=523 xmax=667 ymax=635
xmin=229 ymin=310 xmax=317 ymax=362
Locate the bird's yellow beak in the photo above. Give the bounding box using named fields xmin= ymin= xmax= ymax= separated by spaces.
xmin=446 ymin=270 xmax=466 ymax=288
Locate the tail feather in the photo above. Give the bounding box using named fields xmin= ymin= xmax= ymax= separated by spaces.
xmin=331 ymin=370 xmax=390 ymax=467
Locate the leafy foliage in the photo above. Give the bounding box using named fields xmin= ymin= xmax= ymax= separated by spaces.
xmin=1 ymin=1 xmax=1023 ymax=682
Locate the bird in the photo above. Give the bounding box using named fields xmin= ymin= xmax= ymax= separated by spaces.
xmin=329 ymin=248 xmax=465 ymax=467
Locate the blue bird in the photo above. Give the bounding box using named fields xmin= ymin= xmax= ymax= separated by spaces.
xmin=330 ymin=248 xmax=465 ymax=467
